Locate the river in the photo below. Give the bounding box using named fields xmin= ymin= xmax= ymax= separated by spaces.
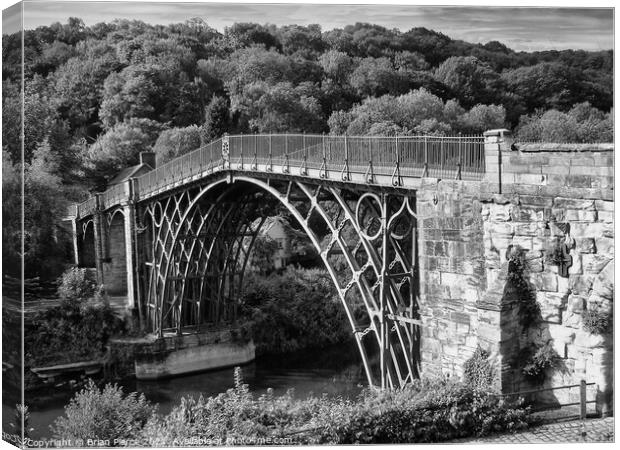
xmin=9 ymin=342 xmax=367 ymax=441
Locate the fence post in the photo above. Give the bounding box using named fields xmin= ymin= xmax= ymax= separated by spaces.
xmin=580 ymin=379 xmax=587 ymax=419
xmin=301 ymin=133 xmax=308 ymax=175
xmin=341 ymin=134 xmax=350 ymax=181
xmin=320 ymin=133 xmax=328 ymax=178
xmin=284 ymin=133 xmax=290 ymax=173
xmin=391 ymin=135 xmax=401 ymax=186
xmin=239 ymin=132 xmax=244 ymax=170
xmin=268 ymin=133 xmax=273 ymax=171
xmin=423 ymin=136 xmax=428 ymax=177
xmin=456 ymin=133 xmax=463 ymax=180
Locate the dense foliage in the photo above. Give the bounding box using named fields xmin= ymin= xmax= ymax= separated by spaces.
xmin=25 ymin=268 xmax=126 ymax=367
xmin=239 ymin=267 xmax=352 ymax=355
xmin=2 ymin=18 xmax=613 ymax=279
xmin=52 ymin=380 xmax=155 ymax=442
xmin=52 ymin=369 xmax=531 ymax=445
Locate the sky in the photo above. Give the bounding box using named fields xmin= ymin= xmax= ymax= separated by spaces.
xmin=1 ymin=1 xmax=615 ymax=52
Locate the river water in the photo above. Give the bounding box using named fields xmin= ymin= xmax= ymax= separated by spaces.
xmin=15 ymin=342 xmax=367 ymax=440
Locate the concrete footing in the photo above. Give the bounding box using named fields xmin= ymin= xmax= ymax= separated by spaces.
xmin=133 ymin=327 xmax=255 ymax=380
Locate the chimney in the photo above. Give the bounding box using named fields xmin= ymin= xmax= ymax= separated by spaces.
xmin=140 ymin=152 xmax=156 ymax=169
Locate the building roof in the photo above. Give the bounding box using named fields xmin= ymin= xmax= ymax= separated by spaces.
xmin=107 ymin=162 xmax=153 ymax=186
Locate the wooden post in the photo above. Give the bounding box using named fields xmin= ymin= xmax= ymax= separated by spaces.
xmin=580 ymin=379 xmax=587 ymax=419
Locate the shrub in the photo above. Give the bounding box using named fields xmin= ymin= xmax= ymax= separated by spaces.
xmin=239 ymin=267 xmax=352 ymax=355
xmin=26 ymin=300 xmax=125 ymax=366
xmin=316 ymin=378 xmax=530 ymax=443
xmin=506 ymin=251 xmax=540 ymax=328
xmin=521 ymin=342 xmax=561 ymax=385
xmin=134 ymin=372 xmax=531 ymax=445
xmin=582 ymin=306 xmax=612 ymax=335
xmin=463 ymin=346 xmax=495 ymax=391
xmin=52 ymin=379 xmax=155 ymax=441
xmin=57 ymin=267 xmax=98 ymax=305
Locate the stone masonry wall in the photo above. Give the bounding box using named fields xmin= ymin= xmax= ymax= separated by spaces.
xmin=418 ymin=130 xmax=613 ymax=413
xmin=417 ymin=178 xmax=487 ymax=380
xmin=103 ymin=213 xmax=128 ymax=296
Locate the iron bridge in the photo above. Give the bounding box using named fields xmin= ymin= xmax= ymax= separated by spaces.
xmin=69 ymin=133 xmax=486 ymax=389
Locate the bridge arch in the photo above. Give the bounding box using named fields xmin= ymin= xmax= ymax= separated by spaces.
xmin=139 ymin=174 xmax=420 ymax=388
xmin=104 ymin=208 xmax=128 ymax=296
xmin=79 ymin=219 xmax=97 ymax=268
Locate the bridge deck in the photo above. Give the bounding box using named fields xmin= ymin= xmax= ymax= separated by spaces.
xmin=72 ymin=133 xmax=485 ymax=217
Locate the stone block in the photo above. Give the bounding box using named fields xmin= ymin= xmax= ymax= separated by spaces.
xmin=532 ymin=237 xmax=547 ymax=251
xmin=571 ymin=223 xmax=612 ymax=239
xmin=513 ymin=222 xmax=539 ymax=236
xmin=557 ymin=275 xmax=570 ymax=294
xmin=514 ymin=207 xmax=544 ymax=222
xmin=582 ymin=254 xmax=612 ymax=274
xmin=488 ymin=204 xmax=513 ymax=222
xmin=512 ymin=235 xmax=533 ymax=249
xmin=564 ymin=209 xmax=597 ymax=222
xmin=575 ymin=237 xmax=596 ymax=254
xmin=553 ymin=198 xmax=595 ymax=210
xmin=597 ymin=210 xmax=614 ymax=223
xmin=592 ymin=270 xmax=613 ymax=301
xmin=484 ymin=221 xmax=513 ymax=236
xmin=525 ymin=257 xmax=544 ymax=273
xmin=568 ymin=253 xmax=582 ymax=275
xmin=567 ymin=295 xmax=586 ymax=313
xmin=531 ymin=273 xmax=558 ymax=292
xmin=519 ymin=195 xmax=553 ymax=208
xmin=562 ymin=311 xmax=582 ymax=329
xmin=550 ymin=208 xmax=565 ymax=222
xmin=537 ymin=291 xmax=569 ymax=308
xmin=594 ymin=200 xmax=614 ymax=212
xmin=569 ymin=275 xmax=594 ymax=296
xmin=595 ymin=236 xmax=614 ymax=256
xmin=514 ymin=173 xmax=546 ymax=185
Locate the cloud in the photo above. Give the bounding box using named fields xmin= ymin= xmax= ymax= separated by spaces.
xmin=8 ymin=1 xmax=614 ymax=51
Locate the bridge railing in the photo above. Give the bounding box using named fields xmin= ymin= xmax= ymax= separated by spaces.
xmin=75 ymin=133 xmax=485 ymax=214
xmin=224 ymin=134 xmax=485 ymax=180
xmin=135 ymin=138 xmax=222 ymax=197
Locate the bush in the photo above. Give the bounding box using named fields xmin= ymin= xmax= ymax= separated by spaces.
xmin=52 ymin=379 xmax=155 ymax=441
xmin=57 ymin=267 xmax=99 ymax=305
xmin=520 ymin=342 xmax=561 ymax=385
xmin=132 ymin=371 xmax=530 ymax=445
xmin=506 ymin=251 xmax=540 ymax=328
xmin=26 ymin=299 xmax=125 ymax=367
xmin=582 ymin=306 xmax=612 ymax=335
xmin=319 ymin=379 xmax=529 ymax=443
xmin=239 ymin=267 xmax=352 ymax=355
xmin=463 ymin=346 xmax=495 ymax=390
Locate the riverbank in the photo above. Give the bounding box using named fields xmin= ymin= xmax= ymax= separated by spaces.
xmin=44 ymin=368 xmax=533 ymax=445
xmin=11 ymin=342 xmax=367 ymax=440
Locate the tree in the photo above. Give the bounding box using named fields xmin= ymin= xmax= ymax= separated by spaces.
xmin=319 ymin=50 xmax=354 ymax=82
xmin=53 ymin=53 xmax=121 ymax=131
xmin=84 ymin=118 xmax=167 ymax=185
xmin=434 ymin=56 xmax=501 ymax=107
xmin=153 ymin=125 xmax=203 ymax=165
xmin=349 ymin=57 xmax=409 ymax=97
xmin=501 ymin=62 xmax=583 ymax=112
xmin=235 ymin=82 xmax=324 ymax=133
xmin=277 ymin=24 xmax=325 ymax=57
xmin=459 ymin=104 xmax=506 ymax=133
xmin=224 ymin=22 xmax=280 ymax=50
xmin=515 ymin=104 xmax=613 ymax=143
xmin=99 ymin=62 xmax=205 ymax=129
xmin=203 ymin=96 xmax=231 ymax=141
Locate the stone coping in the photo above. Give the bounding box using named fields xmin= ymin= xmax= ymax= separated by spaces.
xmin=514 ymin=143 xmax=614 ymax=153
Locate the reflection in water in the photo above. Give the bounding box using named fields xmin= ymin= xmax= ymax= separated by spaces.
xmin=16 ymin=342 xmax=367 ymax=440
